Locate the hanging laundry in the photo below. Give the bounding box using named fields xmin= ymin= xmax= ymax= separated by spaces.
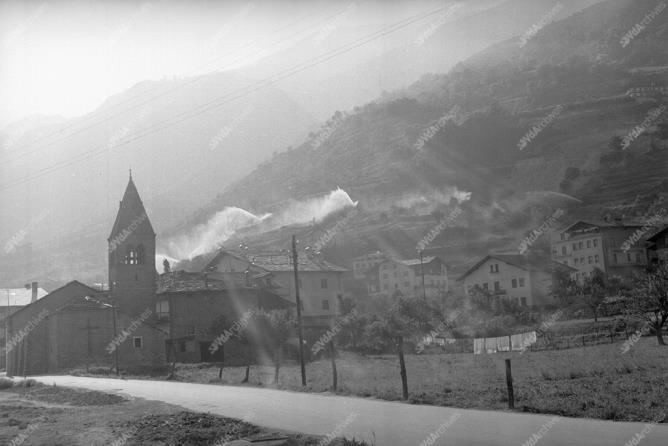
xmin=497 ymin=335 xmax=511 ymax=352
xmin=473 ymin=338 xmax=485 ymax=355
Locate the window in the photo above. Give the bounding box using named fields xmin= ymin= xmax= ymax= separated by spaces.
xmin=574 ymin=258 xmax=579 ymax=265
xmin=561 ymin=246 xmax=567 ymax=256
xmin=489 ymin=264 xmax=499 ymax=273
xmin=511 ymin=279 xmax=517 ymax=288
xmin=580 ymin=257 xmax=585 ymax=264
xmin=627 ymin=253 xmax=632 ymax=263
xmin=595 ymin=255 xmax=600 ymax=263
xmin=519 ymin=278 xmax=525 ymax=287
xmin=395 ymin=283 xmax=398 ymax=289
xmin=156 ymin=300 xmax=169 ymax=319
xmin=405 ymin=281 xmax=410 ymax=287
xmin=578 ymin=241 xmax=583 ymax=249
xmin=494 ymin=281 xmax=500 ymax=292
xmin=560 ymin=234 xmax=565 ymax=241
xmin=521 ymin=297 xmax=527 ymax=307
xmin=588 ymin=256 xmax=593 ymax=264
xmin=587 ymin=240 xmax=591 ymax=248
xmin=572 ymin=243 xmax=577 ymax=251
xmin=179 ymin=341 xmax=186 ymax=352
xmin=483 ymin=283 xmax=489 ymax=290
xmin=322 ymin=299 xmax=330 ymax=310
xmin=593 ymin=239 xmax=598 ymax=247
xmin=321 ymin=278 xmax=328 ymax=289
xmin=403 ymin=271 xmax=408 ymax=277
xmin=133 ymin=337 xmax=143 ymax=348
xmin=636 ymin=253 xmax=643 ymax=263
xmin=186 ymin=326 xmax=196 ymax=336
xmin=383 ymin=273 xmax=388 ymax=280
xmin=124 ymin=245 xmax=138 ymax=265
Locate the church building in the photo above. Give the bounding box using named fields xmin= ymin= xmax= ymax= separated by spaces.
xmin=6 ymin=174 xmax=166 ymax=375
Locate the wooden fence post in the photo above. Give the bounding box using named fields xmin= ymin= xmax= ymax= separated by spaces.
xmin=505 ymin=358 xmax=514 ymax=409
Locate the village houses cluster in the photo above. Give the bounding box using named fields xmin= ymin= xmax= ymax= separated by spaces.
xmin=3 ymin=173 xmax=668 ymax=374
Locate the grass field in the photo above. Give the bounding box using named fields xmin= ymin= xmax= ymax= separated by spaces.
xmin=172 ymin=337 xmax=668 ymax=423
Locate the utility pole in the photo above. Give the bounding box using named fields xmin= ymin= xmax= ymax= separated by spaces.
xmin=420 ymin=250 xmax=426 ymax=300
xmin=292 ymin=235 xmax=307 ymax=386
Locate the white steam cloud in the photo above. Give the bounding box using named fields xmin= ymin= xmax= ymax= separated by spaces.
xmin=163 ymin=188 xmax=357 ymax=260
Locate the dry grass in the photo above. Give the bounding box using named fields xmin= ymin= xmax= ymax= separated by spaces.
xmin=173 ymin=337 xmax=668 ymax=423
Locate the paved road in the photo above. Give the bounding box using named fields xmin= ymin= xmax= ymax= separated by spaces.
xmin=32 ymin=376 xmax=667 ymax=446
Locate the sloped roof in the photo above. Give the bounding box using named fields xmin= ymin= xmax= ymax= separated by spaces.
xmin=206 ymin=250 xmax=347 ymax=273
xmin=0 ymin=287 xmax=48 ymax=306
xmin=8 ymin=280 xmax=102 ymax=320
xmin=646 ymin=225 xmax=668 ymax=243
xmin=249 ymin=253 xmax=347 ymax=272
xmin=457 ymin=254 xmax=575 ymax=281
xmin=560 ymin=219 xmax=644 ymax=234
xmin=156 ymin=270 xmax=282 ymax=294
xmin=398 ymin=257 xmax=437 ymax=267
xmin=109 ymin=176 xmax=155 ymax=240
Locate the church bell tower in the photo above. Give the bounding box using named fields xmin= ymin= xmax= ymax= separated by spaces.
xmin=108 ymin=172 xmax=156 ymax=315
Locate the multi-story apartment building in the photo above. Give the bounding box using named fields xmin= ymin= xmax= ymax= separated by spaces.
xmin=551 ymin=220 xmax=649 ymax=280
xmin=458 ymin=254 xmax=573 ymax=307
xmin=367 ymin=256 xmax=448 ymax=298
xmin=352 ymin=251 xmax=387 ymax=279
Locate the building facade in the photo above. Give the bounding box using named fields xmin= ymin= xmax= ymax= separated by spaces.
xmin=352 ymin=251 xmax=387 ymax=279
xmin=458 ymin=255 xmax=572 ymax=307
xmin=156 ymin=270 xmax=291 ymax=363
xmin=551 ymin=220 xmax=649 ymax=280
xmin=1 ymin=284 xmax=47 ymax=369
xmin=368 ymin=256 xmax=448 ymax=299
xmin=205 ymin=250 xmax=346 ymax=327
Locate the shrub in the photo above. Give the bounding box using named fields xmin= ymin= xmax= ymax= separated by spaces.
xmin=0 ymin=377 xmax=13 ymax=389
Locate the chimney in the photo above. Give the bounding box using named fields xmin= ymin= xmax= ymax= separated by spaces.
xmin=31 ymin=281 xmax=38 ymax=303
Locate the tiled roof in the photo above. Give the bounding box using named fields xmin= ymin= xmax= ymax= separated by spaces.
xmin=0 ymin=287 xmax=48 ymax=306
xmin=398 ymin=257 xmax=436 ymax=267
xmin=209 ymin=250 xmax=347 ymax=273
xmin=156 ymin=270 xmax=286 ymax=294
xmin=156 ymin=271 xmax=262 ymax=294
xmin=457 ymin=254 xmax=575 ymax=281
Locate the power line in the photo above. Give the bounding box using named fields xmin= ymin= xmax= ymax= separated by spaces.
xmin=0 ymin=5 xmax=451 ymax=191
xmin=2 ymin=3 xmax=346 ymax=163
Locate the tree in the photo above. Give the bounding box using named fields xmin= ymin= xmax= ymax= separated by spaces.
xmin=469 ymin=285 xmax=493 ymax=313
xmin=572 ymin=268 xmax=624 ymax=322
xmin=622 ymin=265 xmax=668 ymax=346
xmin=366 ymin=297 xmax=439 ymax=400
xmin=262 ymin=309 xmax=293 ymax=384
xmin=209 ymin=315 xmax=231 ymax=380
xmin=551 ymin=268 xmax=576 ymax=305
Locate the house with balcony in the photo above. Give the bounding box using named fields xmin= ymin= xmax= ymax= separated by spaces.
xmin=368 ymin=256 xmax=448 ymax=299
xmin=457 ymin=254 xmax=574 ymax=308
xmin=550 ymin=219 xmax=650 ymax=281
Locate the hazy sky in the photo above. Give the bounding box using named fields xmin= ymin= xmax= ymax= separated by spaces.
xmin=0 ymin=0 xmax=455 ymax=128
